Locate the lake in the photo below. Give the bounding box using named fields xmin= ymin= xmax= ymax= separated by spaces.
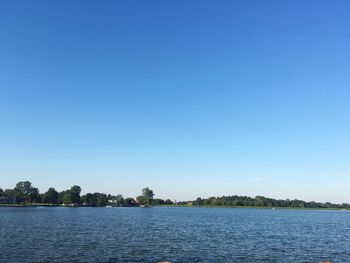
xmin=0 ymin=207 xmax=349 ymax=262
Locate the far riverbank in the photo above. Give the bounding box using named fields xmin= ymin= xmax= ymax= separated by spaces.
xmin=1 ymin=203 xmax=349 ymax=211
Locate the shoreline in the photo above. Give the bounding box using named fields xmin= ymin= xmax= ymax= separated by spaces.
xmin=1 ymin=203 xmax=348 ymax=211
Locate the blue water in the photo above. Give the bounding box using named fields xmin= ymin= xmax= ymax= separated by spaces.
xmin=0 ymin=207 xmax=349 ymax=262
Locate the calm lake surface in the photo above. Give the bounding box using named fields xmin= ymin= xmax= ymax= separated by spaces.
xmin=1 ymin=207 xmax=349 ymax=262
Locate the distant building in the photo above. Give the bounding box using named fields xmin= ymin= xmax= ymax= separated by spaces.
xmin=0 ymin=197 xmax=17 ymax=204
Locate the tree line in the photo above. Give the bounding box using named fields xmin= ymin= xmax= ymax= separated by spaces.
xmin=0 ymin=181 xmax=173 ymax=207
xmin=1 ymin=181 xmax=349 ymax=209
xmin=185 ymin=195 xmax=350 ymax=209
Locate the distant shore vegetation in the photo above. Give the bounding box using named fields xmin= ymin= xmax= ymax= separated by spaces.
xmin=0 ymin=181 xmax=172 ymax=207
xmin=0 ymin=181 xmax=349 ymax=209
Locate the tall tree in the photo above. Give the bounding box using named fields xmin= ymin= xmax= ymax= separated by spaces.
xmin=96 ymin=193 xmax=108 ymax=207
xmin=69 ymin=185 xmax=81 ymax=204
xmin=115 ymin=194 xmax=124 ymax=206
xmin=142 ymin=187 xmax=154 ymax=206
xmin=28 ymin=187 xmax=41 ymax=203
xmin=14 ymin=181 xmax=39 ymax=203
xmin=43 ymin=188 xmax=59 ymax=204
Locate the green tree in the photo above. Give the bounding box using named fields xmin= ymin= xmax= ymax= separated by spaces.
xmin=4 ymin=189 xmax=15 ymax=198
xmin=58 ymin=190 xmax=71 ymax=204
xmin=43 ymin=188 xmax=59 ymax=204
xmin=28 ymin=187 xmax=41 ymax=203
xmin=69 ymin=185 xmax=81 ymax=204
xmin=81 ymin=193 xmax=107 ymax=207
xmin=115 ymin=194 xmax=124 ymax=206
xmin=14 ymin=181 xmax=31 ymax=202
xmin=136 ymin=195 xmax=147 ymax=205
xmin=96 ymin=193 xmax=108 ymax=207
xmin=14 ymin=181 xmax=40 ymax=203
xmin=81 ymin=193 xmax=94 ymax=206
xmin=141 ymin=187 xmax=154 ymax=206
xmin=164 ymin=199 xmax=173 ymax=205
xmin=194 ymin=197 xmax=203 ymax=206
xmin=124 ymin=197 xmax=136 ymax=207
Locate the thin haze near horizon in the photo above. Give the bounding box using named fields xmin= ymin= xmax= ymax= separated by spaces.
xmin=1 ymin=1 xmax=349 ymax=203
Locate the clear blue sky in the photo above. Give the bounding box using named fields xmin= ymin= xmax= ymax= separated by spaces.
xmin=1 ymin=0 xmax=349 ymax=203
